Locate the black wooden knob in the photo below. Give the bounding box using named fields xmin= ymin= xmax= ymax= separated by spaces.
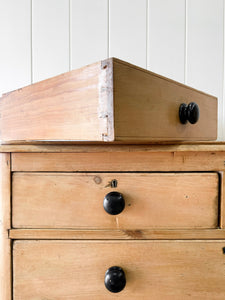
xmin=104 ymin=266 xmax=126 ymax=293
xmin=179 ymin=102 xmax=200 ymax=124
xmin=103 ymin=191 xmax=125 ymax=215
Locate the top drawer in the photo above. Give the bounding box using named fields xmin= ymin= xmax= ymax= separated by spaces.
xmin=0 ymin=58 xmax=217 ymax=143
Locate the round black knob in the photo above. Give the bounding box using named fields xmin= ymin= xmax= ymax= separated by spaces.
xmin=179 ymin=102 xmax=200 ymax=124
xmin=103 ymin=191 xmax=125 ymax=215
xmin=104 ymin=266 xmax=126 ymax=293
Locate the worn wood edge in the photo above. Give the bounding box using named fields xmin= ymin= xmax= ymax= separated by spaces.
xmin=220 ymin=171 xmax=224 ymax=228
xmin=0 ymin=154 xmax=11 ymax=300
xmin=11 ymin=152 xmax=225 ymax=172
xmin=0 ymin=139 xmax=219 ymax=144
xmin=0 ymin=143 xmax=225 ymax=153
xmin=99 ymin=58 xmax=114 ymax=141
xmin=9 ymin=229 xmax=225 ymax=240
xmin=112 ymin=57 xmax=217 ymax=100
xmin=115 ymin=136 xmax=218 ymax=141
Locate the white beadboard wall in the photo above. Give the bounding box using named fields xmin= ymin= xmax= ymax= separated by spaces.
xmin=0 ymin=0 xmax=224 ymax=139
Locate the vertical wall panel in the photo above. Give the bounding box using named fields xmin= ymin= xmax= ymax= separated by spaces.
xmin=71 ymin=0 xmax=108 ymax=69
xmin=32 ymin=0 xmax=70 ymax=83
xmin=109 ymin=0 xmax=147 ymax=68
xmin=148 ymin=0 xmax=185 ymax=82
xmin=0 ymin=0 xmax=31 ymax=96
xmin=187 ymin=0 xmax=224 ymax=140
xmin=0 ymin=0 xmax=225 ymax=139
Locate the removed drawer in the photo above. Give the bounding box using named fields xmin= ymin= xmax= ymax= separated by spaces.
xmin=12 ymin=172 xmax=219 ymax=229
xmin=13 ymin=240 xmax=225 ymax=299
xmin=0 ymin=58 xmax=217 ymax=143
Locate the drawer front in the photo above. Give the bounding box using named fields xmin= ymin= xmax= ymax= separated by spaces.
xmin=12 ymin=172 xmax=219 ymax=229
xmin=13 ymin=240 xmax=225 ymax=299
xmin=0 ymin=58 xmax=217 ymax=144
xmin=114 ymin=60 xmax=217 ymax=142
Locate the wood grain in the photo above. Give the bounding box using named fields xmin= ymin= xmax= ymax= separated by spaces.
xmin=9 ymin=229 xmax=225 ymax=240
xmin=220 ymin=171 xmax=224 ymax=228
xmin=11 ymin=151 xmax=225 ymax=172
xmin=12 ymin=172 xmax=218 ymax=229
xmin=0 ymin=58 xmax=217 ymax=143
xmin=13 ymin=240 xmax=225 ymax=299
xmin=0 ymin=154 xmax=11 ymax=300
xmin=0 ymin=60 xmax=112 ymax=142
xmin=0 ymin=142 xmax=225 ymax=153
xmin=113 ymin=59 xmax=217 ymax=141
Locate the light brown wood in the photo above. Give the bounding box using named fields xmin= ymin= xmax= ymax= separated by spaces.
xmin=0 ymin=58 xmax=217 ymax=143
xmin=9 ymin=229 xmax=225 ymax=240
xmin=0 ymin=60 xmax=113 ymax=143
xmin=12 ymin=172 xmax=218 ymax=229
xmin=13 ymin=240 xmax=225 ymax=299
xmin=0 ymin=142 xmax=225 ymax=153
xmin=0 ymin=154 xmax=11 ymax=300
xmin=113 ymin=59 xmax=217 ymax=142
xmin=220 ymin=171 xmax=224 ymax=228
xmin=11 ymin=151 xmax=225 ymax=172
xmin=3 ymin=142 xmax=225 ymax=297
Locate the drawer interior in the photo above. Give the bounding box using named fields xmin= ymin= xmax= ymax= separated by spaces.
xmin=12 ymin=172 xmax=219 ymax=229
xmin=13 ymin=240 xmax=225 ymax=299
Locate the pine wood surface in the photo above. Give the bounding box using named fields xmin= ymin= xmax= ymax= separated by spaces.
xmin=0 ymin=154 xmax=11 ymax=300
xmin=221 ymin=172 xmax=225 ymax=228
xmin=11 ymin=151 xmax=225 ymax=172
xmin=13 ymin=240 xmax=225 ymax=299
xmin=1 ymin=142 xmax=225 ymax=152
xmin=9 ymin=229 xmax=225 ymax=240
xmin=1 ymin=144 xmax=225 ymax=298
xmin=0 ymin=60 xmax=111 ymax=142
xmin=0 ymin=58 xmax=217 ymax=143
xmin=113 ymin=59 xmax=217 ymax=141
xmin=12 ymin=172 xmax=218 ymax=229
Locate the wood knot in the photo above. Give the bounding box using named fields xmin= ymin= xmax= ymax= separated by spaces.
xmin=93 ymin=176 xmax=102 ymax=184
xmin=123 ymin=230 xmax=143 ymax=239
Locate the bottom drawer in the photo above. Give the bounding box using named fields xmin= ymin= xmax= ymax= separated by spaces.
xmin=14 ymin=240 xmax=225 ymax=299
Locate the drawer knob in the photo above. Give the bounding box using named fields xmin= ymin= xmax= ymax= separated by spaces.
xmin=103 ymin=191 xmax=125 ymax=215
xmin=179 ymin=102 xmax=200 ymax=124
xmin=105 ymin=266 xmax=126 ymax=293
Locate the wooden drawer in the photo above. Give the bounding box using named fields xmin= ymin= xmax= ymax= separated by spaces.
xmin=12 ymin=172 xmax=219 ymax=229
xmin=13 ymin=240 xmax=225 ymax=299
xmin=0 ymin=58 xmax=217 ymax=143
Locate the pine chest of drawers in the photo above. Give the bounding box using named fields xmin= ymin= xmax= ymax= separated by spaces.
xmin=1 ymin=144 xmax=225 ymax=299
xmin=0 ymin=58 xmax=223 ymax=299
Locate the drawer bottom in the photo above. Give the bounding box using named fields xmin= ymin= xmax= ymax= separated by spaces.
xmin=13 ymin=240 xmax=225 ymax=299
